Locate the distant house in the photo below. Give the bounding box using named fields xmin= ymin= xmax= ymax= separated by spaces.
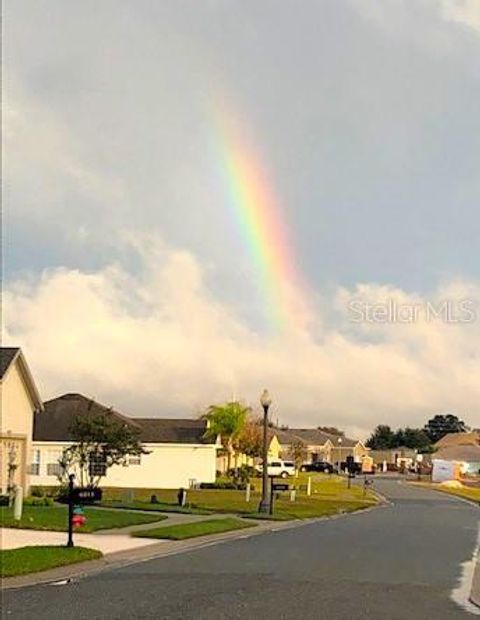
xmin=1 ymin=347 xmax=43 ymax=493
xmin=369 ymin=447 xmax=418 ymax=471
xmin=275 ymin=428 xmax=369 ymax=465
xmin=32 ymin=393 xmax=219 ymax=489
xmin=432 ymin=445 xmax=480 ymax=477
xmin=216 ymin=434 xmax=281 ymax=474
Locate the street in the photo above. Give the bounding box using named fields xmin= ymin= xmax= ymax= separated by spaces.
xmin=3 ymin=480 xmax=479 ymax=619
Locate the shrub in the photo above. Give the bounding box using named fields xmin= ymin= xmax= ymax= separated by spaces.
xmin=0 ymin=495 xmax=9 ymax=506
xmin=200 ymin=480 xmax=254 ymax=491
xmin=23 ymin=496 xmax=54 ymax=506
xmin=200 ymin=481 xmax=237 ymax=490
xmin=28 ymin=486 xmax=59 ymax=498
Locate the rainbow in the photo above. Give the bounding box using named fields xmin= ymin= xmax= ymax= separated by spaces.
xmin=212 ymin=108 xmax=310 ymax=332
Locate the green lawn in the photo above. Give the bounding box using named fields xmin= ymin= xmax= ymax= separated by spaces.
xmin=0 ymin=505 xmax=165 ymax=532
xmin=98 ymin=500 xmax=211 ymax=515
xmin=133 ymin=517 xmax=255 ymax=540
xmin=411 ymin=482 xmax=480 ymax=505
xmin=1 ymin=546 xmax=102 ymax=577
xmin=102 ymin=475 xmax=377 ymax=521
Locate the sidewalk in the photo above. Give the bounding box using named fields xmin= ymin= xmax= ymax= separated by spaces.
xmin=1 ymin=527 xmax=161 ymax=555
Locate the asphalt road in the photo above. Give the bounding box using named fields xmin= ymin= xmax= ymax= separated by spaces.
xmin=3 ymin=480 xmax=479 ymax=619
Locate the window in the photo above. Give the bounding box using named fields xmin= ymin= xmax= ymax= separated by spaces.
xmin=89 ymin=454 xmax=107 ymax=477
xmin=128 ymin=456 xmax=141 ymax=466
xmin=28 ymin=450 xmax=41 ymax=476
xmin=46 ymin=451 xmax=63 ymax=477
xmin=47 ymin=463 xmax=62 ymax=477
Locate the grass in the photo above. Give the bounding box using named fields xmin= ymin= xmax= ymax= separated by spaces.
xmin=98 ymin=500 xmax=211 ymax=515
xmin=102 ymin=474 xmax=377 ymax=521
xmin=133 ymin=517 xmax=255 ymax=540
xmin=1 ymin=546 xmax=102 ymax=577
xmin=411 ymin=481 xmax=480 ymax=505
xmin=0 ymin=505 xmax=165 ymax=532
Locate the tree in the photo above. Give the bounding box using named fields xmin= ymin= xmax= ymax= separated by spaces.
xmin=288 ymin=439 xmax=308 ymax=470
xmin=396 ymin=427 xmax=432 ymax=450
xmin=203 ymin=401 xmax=249 ymax=471
xmin=366 ymin=425 xmax=396 ymax=450
xmin=59 ymin=409 xmax=148 ymax=488
xmin=238 ymin=416 xmax=263 ymax=459
xmin=424 ymin=414 xmax=467 ymax=443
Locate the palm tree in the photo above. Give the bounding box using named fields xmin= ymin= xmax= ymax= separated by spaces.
xmin=203 ymin=401 xmax=250 ymax=471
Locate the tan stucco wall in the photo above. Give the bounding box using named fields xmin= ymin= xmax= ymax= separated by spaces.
xmin=0 ymin=437 xmax=27 ymax=494
xmin=1 ymin=362 xmax=36 ymax=438
xmin=0 ymin=361 xmax=37 ymax=493
xmin=268 ymin=436 xmax=280 ymax=459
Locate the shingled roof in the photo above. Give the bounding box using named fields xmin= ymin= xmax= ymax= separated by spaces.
xmin=33 ymin=393 xmax=139 ymax=441
xmin=33 ymin=393 xmax=214 ymax=444
xmin=134 ymin=419 xmax=214 ymax=444
xmin=273 ymin=427 xmax=361 ymax=448
xmin=435 ymin=432 xmax=480 ymax=448
xmin=434 ymin=444 xmax=480 ymax=463
xmin=0 ymin=347 xmax=21 ymax=379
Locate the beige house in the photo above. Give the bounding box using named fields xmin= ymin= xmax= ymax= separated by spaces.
xmin=369 ymin=447 xmax=418 ymax=470
xmin=276 ymin=428 xmax=369 ymax=466
xmin=1 ymin=348 xmax=43 ymax=494
xmin=216 ymin=435 xmax=281 ymax=473
xmin=32 ymin=393 xmax=219 ymax=489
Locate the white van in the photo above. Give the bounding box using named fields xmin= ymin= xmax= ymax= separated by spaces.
xmin=265 ymin=460 xmax=296 ymax=478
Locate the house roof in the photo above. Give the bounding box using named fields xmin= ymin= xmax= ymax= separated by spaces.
xmin=34 ymin=393 xmax=139 ymax=441
xmin=135 ymin=418 xmax=214 ymax=444
xmin=274 ymin=427 xmax=361 ymax=448
xmin=0 ymin=347 xmax=20 ymax=379
xmin=33 ymin=393 xmax=214 ymax=445
xmin=0 ymin=347 xmax=43 ymax=411
xmin=435 ymin=432 xmax=480 ymax=448
xmin=433 ymin=444 xmax=480 ymax=463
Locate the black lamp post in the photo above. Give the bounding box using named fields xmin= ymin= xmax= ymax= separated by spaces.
xmin=258 ymin=389 xmax=272 ymax=514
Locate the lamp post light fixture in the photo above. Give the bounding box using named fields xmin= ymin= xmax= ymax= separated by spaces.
xmin=337 ymin=436 xmax=343 ymax=471
xmin=258 ymin=389 xmax=272 ymax=514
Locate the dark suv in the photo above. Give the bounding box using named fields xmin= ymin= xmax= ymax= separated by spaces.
xmin=300 ymin=462 xmax=337 ymax=474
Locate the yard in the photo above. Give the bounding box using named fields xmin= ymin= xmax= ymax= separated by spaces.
xmin=411 ymin=482 xmax=480 ymax=505
xmin=133 ymin=517 xmax=255 ymax=540
xmin=1 ymin=546 xmax=102 ymax=577
xmin=0 ymin=504 xmax=164 ymax=532
xmin=101 ymin=474 xmax=377 ymax=520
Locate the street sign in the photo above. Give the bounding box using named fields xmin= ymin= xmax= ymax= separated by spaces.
xmin=71 ymin=487 xmax=102 ymax=503
xmin=272 ymin=483 xmax=289 ymax=491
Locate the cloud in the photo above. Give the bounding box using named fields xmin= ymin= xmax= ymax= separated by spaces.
xmin=442 ymin=0 xmax=480 ymax=33
xmin=4 ymin=238 xmax=480 ymax=438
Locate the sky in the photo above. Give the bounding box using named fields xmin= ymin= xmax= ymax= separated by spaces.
xmin=3 ymin=0 xmax=480 ymax=437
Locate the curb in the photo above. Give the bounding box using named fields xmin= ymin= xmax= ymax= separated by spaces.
xmin=2 ymin=502 xmax=381 ymax=590
xmin=469 ymin=555 xmax=480 ymax=609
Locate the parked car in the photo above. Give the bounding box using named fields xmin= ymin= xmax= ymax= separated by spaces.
xmin=257 ymin=460 xmax=296 ymax=478
xmin=300 ymin=461 xmax=337 ymax=474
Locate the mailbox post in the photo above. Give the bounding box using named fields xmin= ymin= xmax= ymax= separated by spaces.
xmin=269 ymin=479 xmax=290 ymax=515
xmin=67 ymin=474 xmax=75 ymax=547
